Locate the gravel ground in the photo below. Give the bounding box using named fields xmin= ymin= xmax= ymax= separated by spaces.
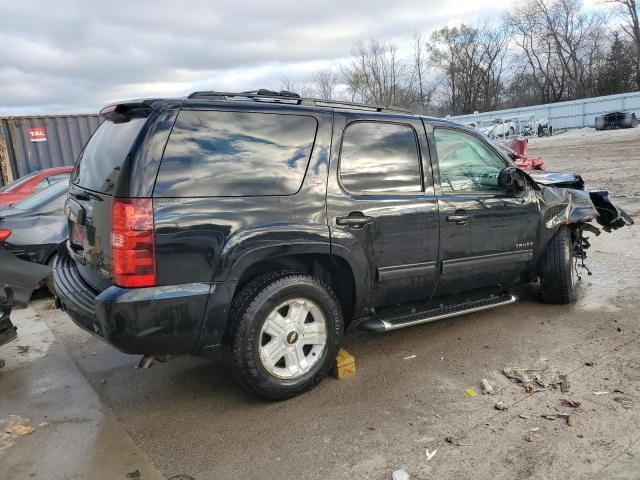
xmin=2 ymin=127 xmax=639 ymax=480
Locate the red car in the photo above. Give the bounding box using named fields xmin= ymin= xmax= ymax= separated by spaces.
xmin=0 ymin=166 xmax=73 ymax=206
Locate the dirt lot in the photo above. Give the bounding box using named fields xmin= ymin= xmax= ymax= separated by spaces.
xmin=1 ymin=128 xmax=639 ymax=480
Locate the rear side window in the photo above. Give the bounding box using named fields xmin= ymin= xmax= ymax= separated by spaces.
xmin=339 ymin=122 xmax=422 ymax=195
xmin=72 ymin=118 xmax=146 ymax=194
xmin=154 ymin=110 xmax=318 ymax=197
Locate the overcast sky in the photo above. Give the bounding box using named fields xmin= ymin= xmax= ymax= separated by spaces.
xmin=0 ymin=0 xmax=548 ymax=115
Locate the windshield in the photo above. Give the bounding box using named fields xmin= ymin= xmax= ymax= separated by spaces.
xmin=0 ymin=171 xmax=39 ymax=193
xmin=12 ymin=181 xmax=67 ymax=211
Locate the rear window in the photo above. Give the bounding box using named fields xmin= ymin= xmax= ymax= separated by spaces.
xmin=154 ymin=110 xmax=318 ymax=197
xmin=72 ymin=118 xmax=146 ymax=194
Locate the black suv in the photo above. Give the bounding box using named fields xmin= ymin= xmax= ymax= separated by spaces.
xmin=54 ymin=90 xmax=631 ymax=400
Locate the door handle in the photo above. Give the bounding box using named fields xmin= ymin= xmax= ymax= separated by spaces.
xmin=446 ymin=212 xmax=471 ymax=225
xmin=335 ymin=212 xmax=374 ymax=229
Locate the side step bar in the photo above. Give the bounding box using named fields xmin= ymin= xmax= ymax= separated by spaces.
xmin=357 ymin=294 xmax=517 ymax=332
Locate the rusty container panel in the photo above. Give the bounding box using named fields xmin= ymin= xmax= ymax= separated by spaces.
xmin=0 ymin=114 xmax=100 ymax=182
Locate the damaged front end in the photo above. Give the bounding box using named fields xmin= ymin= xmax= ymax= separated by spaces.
xmin=529 ymin=170 xmax=634 ymax=273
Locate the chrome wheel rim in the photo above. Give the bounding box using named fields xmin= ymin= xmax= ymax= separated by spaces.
xmin=258 ymin=298 xmax=328 ymax=380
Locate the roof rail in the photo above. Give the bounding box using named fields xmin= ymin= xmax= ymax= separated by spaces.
xmin=187 ymin=90 xmax=410 ymax=113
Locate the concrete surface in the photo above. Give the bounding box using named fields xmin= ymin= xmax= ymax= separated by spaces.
xmin=0 ymin=303 xmax=164 ymax=480
xmin=1 ymin=127 xmax=639 ymax=479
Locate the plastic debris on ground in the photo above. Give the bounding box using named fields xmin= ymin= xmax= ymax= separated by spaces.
xmin=495 ymin=401 xmax=508 ymax=411
xmin=503 ymin=365 xmax=564 ymax=392
xmin=445 ymin=436 xmax=472 ymax=446
xmin=465 ymin=388 xmax=477 ymax=397
xmin=392 ymin=469 xmax=410 ymax=480
xmin=425 ymin=449 xmax=437 ymax=461
xmin=481 ymin=379 xmax=495 ymax=395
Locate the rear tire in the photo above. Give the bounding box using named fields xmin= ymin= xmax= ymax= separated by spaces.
xmin=539 ymin=226 xmax=577 ymax=304
xmin=225 ymin=271 xmax=343 ymax=401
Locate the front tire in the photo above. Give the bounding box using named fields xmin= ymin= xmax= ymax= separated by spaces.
xmin=225 ymin=272 xmax=343 ymax=401
xmin=539 ymin=226 xmax=577 ymax=304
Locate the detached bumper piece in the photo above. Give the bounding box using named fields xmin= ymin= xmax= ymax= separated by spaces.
xmin=53 ymin=253 xmax=211 ymax=355
xmin=0 ymin=286 xmax=17 ymax=347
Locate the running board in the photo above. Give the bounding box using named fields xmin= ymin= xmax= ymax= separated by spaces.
xmin=357 ymin=294 xmax=517 ymax=332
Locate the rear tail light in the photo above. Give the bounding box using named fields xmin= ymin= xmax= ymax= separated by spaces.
xmin=111 ymin=198 xmax=156 ymax=287
xmin=0 ymin=229 xmax=11 ymax=242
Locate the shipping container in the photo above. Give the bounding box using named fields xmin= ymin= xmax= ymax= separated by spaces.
xmin=0 ymin=114 xmax=100 ymax=184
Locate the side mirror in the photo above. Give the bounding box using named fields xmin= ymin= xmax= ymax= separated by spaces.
xmin=498 ymin=166 xmax=527 ymax=194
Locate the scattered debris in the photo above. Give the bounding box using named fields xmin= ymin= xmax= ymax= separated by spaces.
xmin=366 ymin=427 xmax=376 ymax=431
xmin=5 ymin=424 xmax=36 ymax=436
xmin=559 ymin=375 xmax=569 ymax=393
xmin=495 ymin=401 xmax=508 ymax=411
xmin=525 ymin=435 xmax=534 ymax=442
xmin=403 ymin=355 xmax=416 ymax=360
xmin=614 ymin=397 xmax=633 ymax=410
xmin=465 ymin=389 xmax=477 ymax=397
xmin=593 ymin=391 xmax=609 ymax=396
xmin=561 ymin=399 xmax=581 ymax=408
xmin=126 ymin=471 xmax=141 ymax=479
xmin=542 ymin=415 xmax=558 ymax=420
xmin=0 ymin=359 xmax=5 ymax=369
xmin=529 ymin=427 xmax=540 ymax=432
xmin=425 ymin=449 xmax=437 ymax=461
xmin=481 ymin=379 xmax=495 ymax=395
xmin=392 ymin=469 xmax=410 ymax=480
xmin=503 ymin=366 xmax=563 ymax=392
xmin=445 ymin=436 xmax=472 ymax=447
xmin=518 ymin=414 xmax=531 ymax=419
xmin=584 ymin=361 xmax=594 ymax=367
xmin=567 ymin=414 xmax=577 ymax=427
xmin=16 ymin=345 xmax=29 ymax=354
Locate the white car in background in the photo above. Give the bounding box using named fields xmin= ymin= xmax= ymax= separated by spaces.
xmin=478 ymin=118 xmax=516 ymax=138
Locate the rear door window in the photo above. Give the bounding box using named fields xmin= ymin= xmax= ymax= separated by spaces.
xmin=154 ymin=110 xmax=318 ymax=197
xmin=339 ymin=121 xmax=423 ymax=195
xmin=72 ymin=118 xmax=147 ymax=194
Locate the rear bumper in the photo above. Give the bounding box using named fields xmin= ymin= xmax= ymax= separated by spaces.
xmin=53 ymin=254 xmax=214 ymax=355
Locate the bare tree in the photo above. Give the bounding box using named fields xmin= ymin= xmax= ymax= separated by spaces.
xmin=507 ymin=0 xmax=608 ymax=103
xmin=410 ymin=31 xmax=435 ymax=113
xmin=341 ymin=40 xmax=409 ymax=106
xmin=428 ymin=23 xmax=509 ymax=114
xmin=312 ymin=69 xmax=339 ymax=100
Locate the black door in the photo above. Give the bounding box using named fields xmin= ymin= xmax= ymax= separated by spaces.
xmin=327 ymin=113 xmax=439 ymax=312
xmin=427 ymin=123 xmax=540 ymax=296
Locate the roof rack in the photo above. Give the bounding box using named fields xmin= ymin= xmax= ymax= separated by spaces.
xmin=187 ymin=89 xmax=410 ymax=113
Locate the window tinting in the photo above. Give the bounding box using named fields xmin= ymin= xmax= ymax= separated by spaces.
xmin=434 ymin=128 xmax=507 ymax=193
xmin=154 ymin=110 xmax=318 ymax=197
xmin=72 ymin=118 xmax=146 ymax=194
xmin=339 ymin=122 xmax=422 ymax=195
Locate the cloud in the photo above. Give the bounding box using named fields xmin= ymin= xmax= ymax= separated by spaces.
xmin=0 ymin=0 xmax=512 ymax=115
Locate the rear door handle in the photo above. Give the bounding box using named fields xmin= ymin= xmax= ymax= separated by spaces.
xmin=335 ymin=212 xmax=374 ymax=229
xmin=446 ymin=213 xmax=471 ymax=225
